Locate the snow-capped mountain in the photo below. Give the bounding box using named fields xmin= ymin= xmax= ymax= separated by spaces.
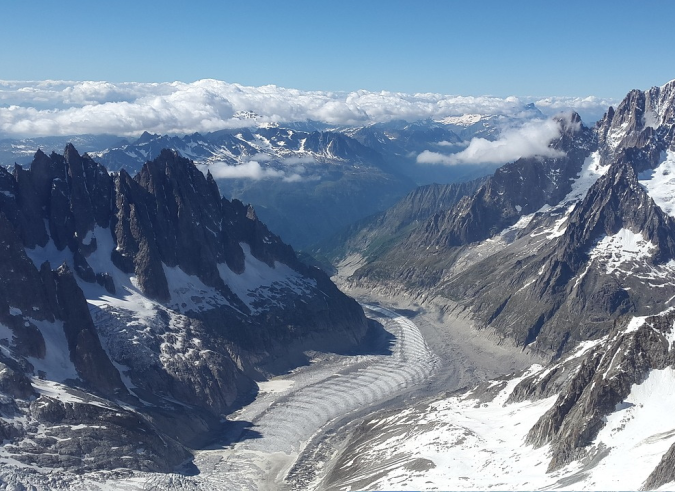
xmin=0 ymin=113 xmax=543 ymax=248
xmin=0 ymin=145 xmax=368 ymax=481
xmin=318 ymin=308 xmax=675 ymax=490
xmin=334 ymin=79 xmax=675 ymax=358
xmin=89 ymin=127 xmax=418 ymax=248
xmin=311 ymin=80 xmax=675 ymax=490
xmin=436 ymin=101 xmax=546 ymax=140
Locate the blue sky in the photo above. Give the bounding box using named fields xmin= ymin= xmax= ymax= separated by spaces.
xmin=2 ymin=0 xmax=674 ymax=99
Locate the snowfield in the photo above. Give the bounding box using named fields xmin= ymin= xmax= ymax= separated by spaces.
xmin=322 ymin=368 xmax=561 ymax=491
xmin=640 ymin=150 xmax=675 ymax=218
xmin=318 ymin=359 xmax=675 ymax=491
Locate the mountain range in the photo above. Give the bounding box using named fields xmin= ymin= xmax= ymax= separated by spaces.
xmin=0 ymin=107 xmax=542 ymax=248
xmin=0 ymin=145 xmax=367 ymax=480
xmin=2 ymin=79 xmax=675 ymax=489
xmin=311 ymin=79 xmax=675 ymax=489
xmin=325 ymin=80 xmax=675 ymax=358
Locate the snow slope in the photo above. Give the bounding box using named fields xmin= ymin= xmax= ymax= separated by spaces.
xmin=322 ymin=328 xmax=675 ymax=491
xmin=640 ymin=150 xmax=675 ymax=217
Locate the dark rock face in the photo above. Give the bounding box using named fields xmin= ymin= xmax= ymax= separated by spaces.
xmin=597 ymin=81 xmax=675 ymax=165
xmin=10 ymin=395 xmax=191 ymax=473
xmin=343 ymin=81 xmax=675 ymax=359
xmin=453 ymin=154 xmax=675 ymax=356
xmin=644 ymin=440 xmax=675 ymax=490
xmin=0 ymin=145 xmax=369 ymax=476
xmin=517 ymin=311 xmax=675 ymax=477
xmin=407 ymin=113 xmax=594 ymax=250
xmin=0 ymin=362 xmax=35 ymax=400
xmin=312 ymin=177 xmax=488 ymax=264
xmin=52 ymin=265 xmax=126 ymax=395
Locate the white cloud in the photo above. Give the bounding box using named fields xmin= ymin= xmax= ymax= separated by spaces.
xmin=249 ymin=153 xmax=272 ymax=162
xmin=0 ymin=79 xmax=616 ymax=138
xmin=534 ymin=95 xmax=615 ymax=123
xmin=281 ymin=156 xmax=316 ymax=165
xmin=437 ymin=140 xmax=466 ymax=147
xmin=417 ymin=118 xmax=565 ymax=166
xmin=203 ymin=160 xmax=311 ymax=182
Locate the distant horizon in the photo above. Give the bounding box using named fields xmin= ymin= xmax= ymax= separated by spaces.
xmin=0 ymin=77 xmax=625 ymax=139
xmin=2 ymin=0 xmax=675 ymax=99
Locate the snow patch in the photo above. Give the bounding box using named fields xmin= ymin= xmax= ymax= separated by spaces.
xmin=625 ymin=316 xmax=647 ymax=334
xmin=563 ymin=150 xmax=609 ymax=203
xmin=639 ymin=150 xmax=675 ymax=218
xmin=590 ymin=367 xmax=675 ymax=490
xmin=437 ymin=114 xmax=484 ymax=126
xmin=25 ymin=236 xmax=73 ymax=271
xmin=643 ymin=106 xmax=660 ymax=130
xmin=80 ymin=229 xmax=94 ymax=246
xmin=0 ymin=323 xmax=13 ymax=344
xmin=588 ymin=228 xmax=656 ymax=274
xmin=31 ymin=379 xmax=117 ymax=410
xmin=257 ymin=379 xmax=295 ymax=394
xmin=162 ymin=264 xmax=230 ymax=313
xmin=561 ymin=337 xmax=606 ymax=364
xmin=217 ymin=243 xmax=315 ymax=312
xmin=26 ymin=319 xmax=79 ymax=382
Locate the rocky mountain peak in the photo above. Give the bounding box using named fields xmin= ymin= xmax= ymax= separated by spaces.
xmin=598 ymin=79 xmax=675 ymax=161
xmin=0 ymin=144 xmax=369 ymax=476
xmin=553 ymin=158 xmax=675 ymax=271
xmin=404 ymin=115 xmax=596 ymax=250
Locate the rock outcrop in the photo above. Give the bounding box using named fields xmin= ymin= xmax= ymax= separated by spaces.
xmin=0 ymin=145 xmax=369 ymax=476
xmin=342 ymin=80 xmax=675 ymax=358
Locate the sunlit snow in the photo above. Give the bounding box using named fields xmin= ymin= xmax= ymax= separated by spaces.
xmin=639 ymin=150 xmax=675 ymax=218
xmin=563 ymin=151 xmax=609 ymax=204
xmin=590 ymin=367 xmax=675 ymax=490
xmin=217 ymin=243 xmax=315 ymax=312
xmin=588 ymin=228 xmax=656 ymax=274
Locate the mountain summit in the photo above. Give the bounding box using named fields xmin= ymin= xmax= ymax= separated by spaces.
xmin=332 ymin=81 xmax=675 ymax=358
xmin=0 ymin=145 xmax=368 ymax=476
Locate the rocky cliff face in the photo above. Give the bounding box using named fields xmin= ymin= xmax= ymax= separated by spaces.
xmin=502 ymin=308 xmax=675 ymax=489
xmin=342 ymin=80 xmax=675 ymax=358
xmin=404 ymin=113 xmax=595 ymax=249
xmin=90 ymin=128 xmax=417 ymax=248
xmin=318 ymin=80 xmax=675 ymax=490
xmin=0 ymin=145 xmax=368 ymax=476
xmin=312 ymin=176 xmax=488 ymax=265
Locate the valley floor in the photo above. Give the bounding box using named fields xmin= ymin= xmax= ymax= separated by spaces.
xmin=4 ymin=291 xmax=540 ymax=490
xmin=80 ymin=291 xmax=534 ymax=491
xmin=98 ymin=302 xmax=439 ymax=490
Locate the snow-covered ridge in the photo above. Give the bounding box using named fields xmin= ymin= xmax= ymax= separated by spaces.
xmin=326 ymin=324 xmax=675 ymax=491
xmin=562 ymin=150 xmax=609 ymax=204
xmin=588 ymin=228 xmax=656 ymax=275
xmin=639 ymin=150 xmax=675 ymax=218
xmin=435 ymin=113 xmax=485 ymax=126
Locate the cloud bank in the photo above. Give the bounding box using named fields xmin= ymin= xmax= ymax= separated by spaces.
xmin=200 ymin=155 xmax=318 ymax=182
xmin=0 ymin=79 xmax=616 ymax=138
xmin=417 ymin=119 xmax=565 ymax=166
